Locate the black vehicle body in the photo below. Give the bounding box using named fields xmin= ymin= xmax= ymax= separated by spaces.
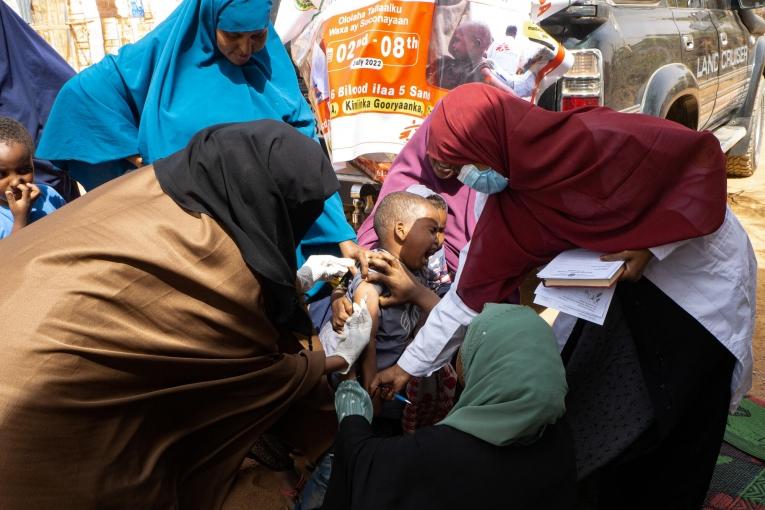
xmin=538 ymin=0 xmax=765 ymax=176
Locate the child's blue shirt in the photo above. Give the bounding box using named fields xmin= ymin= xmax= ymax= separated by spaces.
xmin=0 ymin=183 xmax=66 ymax=239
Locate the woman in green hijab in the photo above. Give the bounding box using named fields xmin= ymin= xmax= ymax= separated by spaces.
xmin=321 ymin=304 xmax=576 ymax=510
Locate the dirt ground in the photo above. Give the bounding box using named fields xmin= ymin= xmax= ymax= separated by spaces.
xmin=222 ymin=458 xmax=292 ymax=510
xmin=223 ymin=153 xmax=765 ymax=510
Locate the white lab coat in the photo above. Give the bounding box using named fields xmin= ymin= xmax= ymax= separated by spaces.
xmin=397 ymin=205 xmax=756 ymax=410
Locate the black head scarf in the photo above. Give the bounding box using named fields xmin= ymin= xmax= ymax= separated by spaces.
xmin=155 ymin=120 xmax=339 ymax=335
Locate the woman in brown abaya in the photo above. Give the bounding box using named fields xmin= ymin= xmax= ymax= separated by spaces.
xmin=0 ymin=120 xmax=369 ymax=509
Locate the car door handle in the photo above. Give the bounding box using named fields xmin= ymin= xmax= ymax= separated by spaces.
xmin=682 ymin=34 xmax=694 ymax=51
xmin=720 ymin=32 xmax=728 ymax=46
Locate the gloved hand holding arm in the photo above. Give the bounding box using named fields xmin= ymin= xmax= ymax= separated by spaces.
xmin=332 ymin=298 xmax=373 ymax=375
xmin=296 ymin=255 xmax=354 ymax=293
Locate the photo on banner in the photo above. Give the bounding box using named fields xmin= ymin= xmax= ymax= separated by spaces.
xmin=276 ymin=0 xmax=572 ymax=181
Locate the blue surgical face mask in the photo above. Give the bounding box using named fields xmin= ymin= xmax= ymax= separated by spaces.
xmin=457 ymin=164 xmax=508 ymax=194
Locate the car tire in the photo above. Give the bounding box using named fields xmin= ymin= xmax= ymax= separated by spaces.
xmin=726 ymin=78 xmax=765 ymax=177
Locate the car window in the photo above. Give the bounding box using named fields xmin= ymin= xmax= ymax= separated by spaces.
xmin=705 ymin=0 xmax=731 ymax=8
xmin=671 ymin=0 xmax=704 ymax=7
xmin=674 ymin=0 xmax=727 ymax=7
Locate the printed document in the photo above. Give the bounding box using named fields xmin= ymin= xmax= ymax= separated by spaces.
xmin=533 ymin=283 xmax=615 ymax=326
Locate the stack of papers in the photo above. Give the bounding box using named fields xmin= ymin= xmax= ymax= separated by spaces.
xmin=534 ymin=283 xmax=615 ymax=325
xmin=534 ymin=249 xmax=622 ymax=325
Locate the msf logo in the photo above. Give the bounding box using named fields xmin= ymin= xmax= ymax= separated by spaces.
xmin=537 ymin=0 xmax=553 ymax=17
xmin=533 ymin=0 xmax=569 ymax=21
xmin=399 ymin=120 xmax=422 ymax=141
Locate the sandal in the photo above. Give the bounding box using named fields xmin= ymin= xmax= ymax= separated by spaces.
xmin=247 ymin=434 xmax=295 ymax=472
xmin=280 ymin=472 xmax=307 ymax=504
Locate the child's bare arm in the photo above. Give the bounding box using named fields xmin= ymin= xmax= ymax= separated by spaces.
xmin=353 ymin=282 xmax=380 ymax=393
xmin=359 ymin=337 xmax=378 ymax=412
xmin=355 ymin=290 xmax=382 ymax=414
xmin=5 ymin=183 xmax=40 ymax=233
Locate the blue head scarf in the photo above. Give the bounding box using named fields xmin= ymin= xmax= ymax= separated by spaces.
xmin=37 ymin=0 xmax=316 ymax=186
xmin=0 ymin=2 xmax=80 ymax=201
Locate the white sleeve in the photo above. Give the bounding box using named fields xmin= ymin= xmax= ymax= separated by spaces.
xmin=397 ymin=287 xmax=477 ymax=376
xmin=650 ymin=205 xmax=732 ymax=261
xmin=551 ymin=312 xmax=577 ymax=352
xmin=397 ymin=241 xmax=478 ymax=377
xmin=649 ymin=239 xmax=692 ymax=261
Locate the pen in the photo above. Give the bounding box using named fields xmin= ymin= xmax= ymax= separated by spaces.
xmin=375 ymin=385 xmax=413 ymax=406
xmin=393 ymin=393 xmax=413 ymax=406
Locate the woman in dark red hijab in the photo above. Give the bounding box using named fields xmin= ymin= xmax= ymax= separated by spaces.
xmin=426 ymin=82 xmax=726 ymax=311
xmin=369 ymin=83 xmax=751 ymax=509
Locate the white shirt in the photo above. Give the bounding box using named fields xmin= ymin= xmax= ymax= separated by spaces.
xmin=397 ymin=205 xmax=756 ymax=410
xmin=487 ymin=35 xmax=522 ymax=77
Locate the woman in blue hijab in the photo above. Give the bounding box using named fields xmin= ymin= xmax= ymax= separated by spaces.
xmin=0 ymin=1 xmax=79 ymax=201
xmin=37 ymin=0 xmax=360 ymax=294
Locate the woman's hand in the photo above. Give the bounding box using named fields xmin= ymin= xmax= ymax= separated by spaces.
xmin=339 ymin=240 xmax=369 ymax=278
xmin=331 ymin=287 xmax=353 ymax=333
xmin=369 ymin=364 xmax=412 ymax=400
xmin=365 ymin=251 xmax=423 ymax=308
xmin=601 ymin=249 xmax=654 ymax=282
xmin=366 ymin=252 xmax=440 ymax=313
xmin=324 ymin=298 xmax=375 ymax=375
xmin=334 ymin=299 xmax=373 ymax=373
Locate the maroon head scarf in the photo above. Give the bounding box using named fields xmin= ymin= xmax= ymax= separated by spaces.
xmin=356 ymin=115 xmax=477 ymax=273
xmin=427 ymin=83 xmax=727 ymax=311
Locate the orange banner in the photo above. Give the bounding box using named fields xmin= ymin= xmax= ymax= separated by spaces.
xmin=319 ymin=1 xmax=445 ymax=123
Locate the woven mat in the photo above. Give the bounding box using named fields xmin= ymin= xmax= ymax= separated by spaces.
xmin=725 ymin=397 xmax=765 ymax=462
xmin=703 ymin=397 xmax=765 ymax=510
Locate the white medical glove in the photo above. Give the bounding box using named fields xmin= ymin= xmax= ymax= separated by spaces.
xmin=334 ymin=298 xmax=373 ymax=374
xmin=296 ymin=255 xmax=354 ymax=292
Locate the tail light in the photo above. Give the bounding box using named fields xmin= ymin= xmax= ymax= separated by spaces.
xmin=560 ymin=49 xmax=603 ymax=111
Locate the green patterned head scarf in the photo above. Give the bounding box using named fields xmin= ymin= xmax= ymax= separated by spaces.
xmin=439 ymin=304 xmax=567 ymax=446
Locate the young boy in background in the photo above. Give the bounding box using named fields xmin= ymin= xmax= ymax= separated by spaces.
xmin=406 ymin=184 xmax=451 ymax=295
xmin=0 ymin=117 xmax=65 ymax=238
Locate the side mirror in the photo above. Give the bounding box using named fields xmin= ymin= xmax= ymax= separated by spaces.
xmin=740 ymin=8 xmax=765 ymax=35
xmin=737 ymin=0 xmax=765 ymax=9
